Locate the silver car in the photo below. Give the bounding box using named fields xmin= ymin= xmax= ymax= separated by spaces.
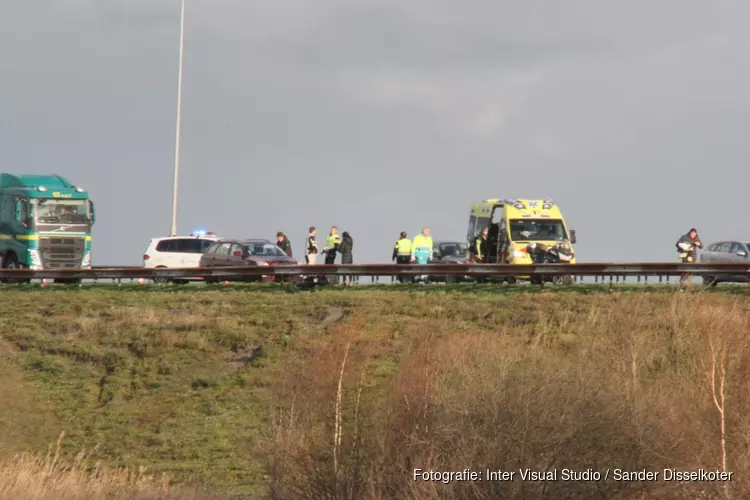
xmin=699 ymin=240 xmax=750 ymax=285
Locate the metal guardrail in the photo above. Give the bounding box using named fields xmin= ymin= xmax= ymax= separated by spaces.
xmin=0 ymin=263 xmax=747 ymax=280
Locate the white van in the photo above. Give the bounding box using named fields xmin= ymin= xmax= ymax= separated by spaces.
xmin=143 ymin=232 xmax=220 ymax=282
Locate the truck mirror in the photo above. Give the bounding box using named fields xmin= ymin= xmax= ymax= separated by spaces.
xmin=570 ymin=229 xmax=577 ymax=244
xmin=88 ymin=200 xmax=95 ymax=223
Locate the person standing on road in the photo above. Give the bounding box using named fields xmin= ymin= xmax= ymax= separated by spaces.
xmin=676 ymin=227 xmax=703 ymax=286
xmin=469 ymin=226 xmax=488 ymax=263
xmin=338 ymin=231 xmax=355 ymax=285
xmin=676 ymin=228 xmax=702 ymax=263
xmin=276 ymin=232 xmax=292 ymax=257
xmin=305 ymin=226 xmax=319 ymax=264
xmin=392 ymin=231 xmax=412 ymax=283
xmin=323 ymin=226 xmax=341 ymax=284
xmin=411 ymin=227 xmax=433 ymax=282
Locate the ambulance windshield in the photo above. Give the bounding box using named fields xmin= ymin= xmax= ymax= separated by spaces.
xmin=509 ymin=219 xmax=568 ymax=242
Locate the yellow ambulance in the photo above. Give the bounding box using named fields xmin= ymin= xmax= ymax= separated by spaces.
xmin=467 ymin=198 xmax=577 ymax=284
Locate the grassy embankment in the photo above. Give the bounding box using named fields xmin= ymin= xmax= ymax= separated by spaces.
xmin=1 ymin=283 xmax=749 ymax=499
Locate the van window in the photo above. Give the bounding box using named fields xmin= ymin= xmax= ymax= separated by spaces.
xmin=179 ymin=238 xmax=214 ymax=253
xmin=156 ymin=238 xmax=214 ymax=253
xmin=156 ymin=239 xmax=175 ymax=252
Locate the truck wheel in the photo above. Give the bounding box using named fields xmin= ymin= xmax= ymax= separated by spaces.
xmin=54 ymin=279 xmax=81 ymax=285
xmin=2 ymin=254 xmax=30 ymax=284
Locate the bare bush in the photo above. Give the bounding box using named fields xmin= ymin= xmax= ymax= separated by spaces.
xmin=267 ymin=293 xmax=750 ymax=500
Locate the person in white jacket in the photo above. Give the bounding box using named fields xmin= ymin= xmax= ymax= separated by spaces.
xmin=305 ymin=227 xmax=319 ymax=264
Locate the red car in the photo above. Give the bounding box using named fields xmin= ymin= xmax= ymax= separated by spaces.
xmin=199 ymin=238 xmax=300 ymax=282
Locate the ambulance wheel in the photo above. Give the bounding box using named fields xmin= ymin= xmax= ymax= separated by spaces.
xmin=553 ymin=275 xmax=573 ymax=285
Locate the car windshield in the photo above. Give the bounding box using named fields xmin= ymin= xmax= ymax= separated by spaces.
xmin=440 ymin=243 xmax=467 ymax=256
xmin=509 ymin=219 xmax=568 ymax=241
xmin=244 ymin=243 xmax=287 ymax=257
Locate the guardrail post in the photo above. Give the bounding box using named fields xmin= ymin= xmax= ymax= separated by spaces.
xmin=609 ymin=274 xmax=613 ymax=291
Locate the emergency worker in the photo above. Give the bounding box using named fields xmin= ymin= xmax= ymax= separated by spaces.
xmin=676 ymin=227 xmax=702 ymax=286
xmin=323 ymin=226 xmax=341 ymax=284
xmin=392 ymin=231 xmax=412 ymax=283
xmin=470 ymin=226 xmax=488 ymax=263
xmin=411 ymin=227 xmax=433 ymax=282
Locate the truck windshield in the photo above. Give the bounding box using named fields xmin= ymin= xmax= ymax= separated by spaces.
xmin=31 ymin=199 xmax=91 ymax=225
xmin=509 ymin=219 xmax=568 ymax=242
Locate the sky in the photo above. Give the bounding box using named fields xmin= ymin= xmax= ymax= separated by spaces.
xmin=1 ymin=0 xmax=749 ymax=265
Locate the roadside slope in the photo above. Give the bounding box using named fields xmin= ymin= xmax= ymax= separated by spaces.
xmin=0 ymin=286 xmax=748 ymax=499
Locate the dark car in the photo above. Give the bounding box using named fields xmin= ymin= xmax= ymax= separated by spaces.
xmin=427 ymin=241 xmax=472 ymax=283
xmin=700 ymin=240 xmax=750 ymax=286
xmin=199 ymin=239 xmax=300 ymax=282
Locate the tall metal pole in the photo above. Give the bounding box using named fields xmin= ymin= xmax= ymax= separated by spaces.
xmin=170 ymin=0 xmax=185 ymax=236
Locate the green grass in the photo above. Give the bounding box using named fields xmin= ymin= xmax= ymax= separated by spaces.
xmin=1 ymin=283 xmax=749 ymax=498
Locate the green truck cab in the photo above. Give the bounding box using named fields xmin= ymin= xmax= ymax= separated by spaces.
xmin=0 ymin=173 xmax=95 ymax=272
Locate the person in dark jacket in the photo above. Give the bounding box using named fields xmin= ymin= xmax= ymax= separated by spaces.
xmin=676 ymin=228 xmax=702 ymax=263
xmin=338 ymin=231 xmax=355 ymax=285
xmin=676 ymin=228 xmax=702 ymax=287
xmin=305 ymin=226 xmax=319 ymax=264
xmin=276 ymin=232 xmax=292 ymax=257
xmin=469 ymin=226 xmax=488 ymax=263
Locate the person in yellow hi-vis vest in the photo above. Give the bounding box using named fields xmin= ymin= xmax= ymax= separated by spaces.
xmin=392 ymin=231 xmax=412 ymax=283
xmin=411 ymin=227 xmax=433 ymax=282
xmin=323 ymin=226 xmax=341 ymax=284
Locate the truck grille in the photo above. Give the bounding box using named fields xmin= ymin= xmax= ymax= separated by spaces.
xmin=39 ymin=237 xmax=86 ymax=268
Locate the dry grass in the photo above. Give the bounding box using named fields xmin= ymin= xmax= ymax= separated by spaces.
xmin=0 ymin=432 xmax=214 ymax=500
xmin=2 ymin=285 xmax=750 ymax=498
